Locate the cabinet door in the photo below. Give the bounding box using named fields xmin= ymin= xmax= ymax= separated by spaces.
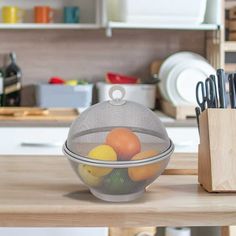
xmin=0 ymin=127 xmax=68 ymax=155
xmin=0 ymin=127 xmax=199 ymax=155
xmin=0 ymin=228 xmax=108 ymax=236
xmin=166 ymin=127 xmax=199 ymax=153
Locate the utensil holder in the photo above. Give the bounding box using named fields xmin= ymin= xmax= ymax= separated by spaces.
xmin=198 ymin=109 xmax=236 ymax=192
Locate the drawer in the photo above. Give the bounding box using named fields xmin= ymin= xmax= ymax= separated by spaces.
xmin=0 ymin=127 xmax=68 ymax=155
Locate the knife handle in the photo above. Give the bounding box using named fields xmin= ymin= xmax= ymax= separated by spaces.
xmin=217 ymin=69 xmax=227 ymax=108
xmin=228 ymin=74 xmax=236 ymax=109
xmin=209 ymin=74 xmax=218 ymax=108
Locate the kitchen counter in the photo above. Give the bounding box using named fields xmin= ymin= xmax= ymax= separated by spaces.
xmin=1 ymin=153 xmax=236 ymax=227
xmin=0 ymin=110 xmax=197 ymax=127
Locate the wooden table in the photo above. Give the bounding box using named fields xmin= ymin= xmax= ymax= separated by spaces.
xmin=1 ymin=154 xmax=236 ymax=227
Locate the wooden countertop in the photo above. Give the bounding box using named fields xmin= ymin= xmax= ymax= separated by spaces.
xmin=1 ymin=153 xmax=235 ymax=227
xmin=0 ymin=110 xmax=197 ymax=127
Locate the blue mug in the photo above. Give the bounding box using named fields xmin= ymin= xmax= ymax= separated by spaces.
xmin=63 ymin=6 xmax=80 ymax=23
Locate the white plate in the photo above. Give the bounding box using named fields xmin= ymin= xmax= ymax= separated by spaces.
xmin=159 ymin=51 xmax=206 ymax=101
xmin=165 ymin=59 xmax=216 ymax=106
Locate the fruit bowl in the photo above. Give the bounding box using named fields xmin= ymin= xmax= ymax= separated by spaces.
xmin=63 ymin=86 xmax=174 ymax=202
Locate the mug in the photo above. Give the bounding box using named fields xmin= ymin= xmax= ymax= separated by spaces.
xmin=63 ymin=6 xmax=80 ymax=23
xmin=2 ymin=6 xmax=23 ymax=23
xmin=34 ymin=6 xmax=53 ymax=23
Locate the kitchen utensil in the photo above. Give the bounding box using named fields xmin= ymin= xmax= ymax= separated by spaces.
xmin=0 ymin=108 xmax=49 ymax=117
xmin=159 ymin=52 xmax=206 ymax=101
xmin=216 ymin=69 xmax=227 ymax=109
xmin=0 ymin=108 xmax=78 ymax=121
xmin=228 ymin=74 xmax=236 ymax=109
xmin=2 ymin=6 xmax=23 ymax=23
xmin=34 ymin=6 xmax=53 ymax=23
xmin=165 ymin=59 xmax=215 ymax=106
xmin=63 ymin=6 xmax=80 ymax=23
xmin=209 ymin=74 xmax=218 ymax=108
xmin=196 ymin=78 xmax=216 ymax=112
xmin=63 ymin=86 xmax=174 ymax=202
xmin=106 ymin=72 xmax=139 ymax=84
xmin=195 ymin=107 xmax=200 ymax=134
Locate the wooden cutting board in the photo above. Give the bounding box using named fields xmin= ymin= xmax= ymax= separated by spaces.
xmin=0 ymin=107 xmax=79 ymax=121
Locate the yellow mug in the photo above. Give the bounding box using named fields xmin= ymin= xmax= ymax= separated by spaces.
xmin=2 ymin=6 xmax=23 ymax=23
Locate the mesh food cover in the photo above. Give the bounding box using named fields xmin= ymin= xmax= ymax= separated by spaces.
xmin=63 ymin=86 xmax=174 ymax=202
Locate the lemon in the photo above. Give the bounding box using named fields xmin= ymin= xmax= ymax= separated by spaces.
xmin=65 ymin=80 xmax=78 ymax=86
xmin=86 ymin=145 xmax=117 ymax=177
xmin=78 ymin=164 xmax=102 ymax=187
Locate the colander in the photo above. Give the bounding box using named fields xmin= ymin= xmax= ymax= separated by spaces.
xmin=63 ymin=86 xmax=174 ymax=202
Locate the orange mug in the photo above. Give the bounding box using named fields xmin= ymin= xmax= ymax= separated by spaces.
xmin=34 ymin=6 xmax=53 ymax=23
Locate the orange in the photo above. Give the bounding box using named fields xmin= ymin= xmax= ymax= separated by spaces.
xmin=106 ymin=128 xmax=141 ymax=161
xmin=128 ymin=150 xmax=161 ymax=181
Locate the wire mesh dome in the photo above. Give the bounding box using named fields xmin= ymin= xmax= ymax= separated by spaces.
xmin=63 ymin=86 xmax=174 ymax=202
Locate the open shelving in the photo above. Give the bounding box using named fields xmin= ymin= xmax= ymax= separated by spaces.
xmin=0 ymin=0 xmax=222 ymax=36
xmin=0 ymin=23 xmax=100 ymax=30
xmin=104 ymin=0 xmax=221 ymax=36
xmin=0 ymin=0 xmax=102 ymax=29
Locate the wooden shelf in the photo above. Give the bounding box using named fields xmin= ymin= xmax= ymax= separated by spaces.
xmin=0 ymin=23 xmax=100 ymax=29
xmin=224 ymin=41 xmax=236 ymax=52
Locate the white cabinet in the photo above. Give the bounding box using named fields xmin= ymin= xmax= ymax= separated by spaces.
xmin=0 ymin=126 xmax=108 ymax=236
xmin=0 ymin=127 xmax=68 ymax=155
xmin=0 ymin=228 xmax=108 ymax=236
xmin=167 ymin=127 xmax=199 ymax=153
xmin=0 ymin=126 xmax=199 ymax=155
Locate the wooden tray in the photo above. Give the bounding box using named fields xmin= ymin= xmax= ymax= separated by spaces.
xmin=160 ymin=100 xmax=196 ymax=120
xmin=0 ymin=107 xmax=79 ymax=122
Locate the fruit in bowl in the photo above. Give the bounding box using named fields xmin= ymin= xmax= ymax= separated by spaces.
xmin=128 ymin=150 xmax=162 ymax=181
xmin=78 ymin=164 xmax=102 ymax=187
xmin=106 ymin=128 xmax=141 ymax=161
xmin=103 ymin=169 xmax=137 ymax=194
xmin=84 ymin=144 xmax=117 ymax=177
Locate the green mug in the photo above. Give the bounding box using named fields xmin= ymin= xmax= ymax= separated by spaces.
xmin=63 ymin=6 xmax=80 ymax=24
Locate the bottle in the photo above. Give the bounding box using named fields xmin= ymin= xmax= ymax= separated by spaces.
xmin=0 ymin=70 xmax=4 ymax=106
xmin=4 ymin=52 xmax=22 ymax=106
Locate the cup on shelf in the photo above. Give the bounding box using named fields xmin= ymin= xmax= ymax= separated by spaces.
xmin=2 ymin=6 xmax=24 ymax=23
xmin=63 ymin=6 xmax=80 ymax=23
xmin=34 ymin=6 xmax=53 ymax=24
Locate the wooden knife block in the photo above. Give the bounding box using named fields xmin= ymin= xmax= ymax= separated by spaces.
xmin=198 ymin=109 xmax=236 ymax=192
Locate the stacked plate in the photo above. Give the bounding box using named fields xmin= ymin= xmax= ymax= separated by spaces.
xmin=158 ymin=52 xmax=216 ymax=106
